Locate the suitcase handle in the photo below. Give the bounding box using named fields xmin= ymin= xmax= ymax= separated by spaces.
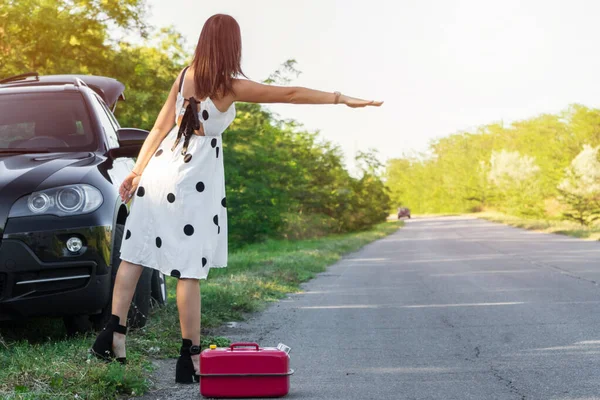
xmin=229 ymin=342 xmax=260 ymax=351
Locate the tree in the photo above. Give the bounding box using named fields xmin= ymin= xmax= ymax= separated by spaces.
xmin=0 ymin=0 xmax=149 ymax=76
xmin=385 ymin=105 xmax=600 ymax=218
xmin=345 ymin=150 xmax=391 ymax=230
xmin=262 ymin=59 xmax=301 ymax=85
xmin=558 ymin=145 xmax=600 ymax=226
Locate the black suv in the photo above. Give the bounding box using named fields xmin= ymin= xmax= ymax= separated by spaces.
xmin=0 ymin=72 xmax=166 ymax=334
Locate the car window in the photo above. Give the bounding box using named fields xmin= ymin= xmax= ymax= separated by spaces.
xmin=90 ymin=95 xmax=120 ymax=149
xmin=0 ymin=92 xmax=95 ymax=151
xmin=100 ymin=100 xmax=121 ymax=131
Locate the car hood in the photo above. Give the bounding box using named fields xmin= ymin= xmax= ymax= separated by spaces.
xmin=0 ymin=152 xmax=95 ymax=236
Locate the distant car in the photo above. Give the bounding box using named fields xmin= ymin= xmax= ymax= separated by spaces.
xmin=397 ymin=207 xmax=411 ymax=219
xmin=0 ymin=72 xmax=166 ymax=334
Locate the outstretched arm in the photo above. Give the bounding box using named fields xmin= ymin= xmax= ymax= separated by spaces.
xmin=231 ymin=79 xmax=383 ymax=108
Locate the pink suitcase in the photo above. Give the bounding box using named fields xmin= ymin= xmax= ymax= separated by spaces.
xmin=200 ymin=342 xmax=293 ymax=398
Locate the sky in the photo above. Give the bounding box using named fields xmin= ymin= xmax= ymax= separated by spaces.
xmin=145 ymin=0 xmax=600 ymax=167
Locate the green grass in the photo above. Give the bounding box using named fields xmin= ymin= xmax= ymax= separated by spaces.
xmin=475 ymin=211 xmax=600 ymax=240
xmin=0 ymin=220 xmax=402 ymax=399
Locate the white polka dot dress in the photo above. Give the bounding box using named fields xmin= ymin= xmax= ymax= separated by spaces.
xmin=119 ymin=67 xmax=235 ymax=280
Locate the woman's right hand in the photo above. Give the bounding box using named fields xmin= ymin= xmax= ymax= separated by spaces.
xmin=119 ymin=171 xmax=142 ymax=203
xmin=341 ymin=95 xmax=384 ymax=108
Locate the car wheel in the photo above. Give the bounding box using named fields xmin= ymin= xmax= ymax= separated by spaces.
xmin=150 ymin=269 xmax=168 ymax=307
xmin=90 ymin=223 xmax=123 ymax=330
xmin=128 ymin=268 xmax=152 ymax=328
xmin=63 ymin=314 xmax=92 ymax=337
xmin=90 ymin=224 xmax=152 ymax=330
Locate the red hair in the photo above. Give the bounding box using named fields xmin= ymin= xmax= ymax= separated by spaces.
xmin=191 ymin=14 xmax=245 ymax=99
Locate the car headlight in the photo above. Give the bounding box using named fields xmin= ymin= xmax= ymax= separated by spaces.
xmin=57 ymin=187 xmax=85 ymax=212
xmin=27 ymin=192 xmax=52 ymax=213
xmin=9 ymin=184 xmax=103 ymax=218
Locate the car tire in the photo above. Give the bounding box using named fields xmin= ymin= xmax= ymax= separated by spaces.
xmin=63 ymin=314 xmax=92 ymax=337
xmin=150 ymin=269 xmax=168 ymax=307
xmin=90 ymin=223 xmax=123 ymax=331
xmin=128 ymin=267 xmax=152 ymax=329
xmin=89 ymin=224 xmax=152 ymax=331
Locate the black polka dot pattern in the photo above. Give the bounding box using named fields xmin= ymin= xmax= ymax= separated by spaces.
xmin=184 ymin=224 xmax=194 ymax=236
xmin=121 ymin=108 xmax=232 ymax=279
xmin=213 ymin=214 xmax=220 ymax=234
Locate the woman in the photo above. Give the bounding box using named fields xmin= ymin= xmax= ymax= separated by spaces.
xmin=91 ymin=13 xmax=382 ymax=383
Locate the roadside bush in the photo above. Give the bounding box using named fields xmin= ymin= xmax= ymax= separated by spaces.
xmin=225 ymin=103 xmax=391 ymax=248
xmin=386 ymin=105 xmax=600 ymax=219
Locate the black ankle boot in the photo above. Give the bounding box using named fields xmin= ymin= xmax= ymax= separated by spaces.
xmin=175 ymin=338 xmax=200 ymax=383
xmin=90 ymin=314 xmax=127 ymax=364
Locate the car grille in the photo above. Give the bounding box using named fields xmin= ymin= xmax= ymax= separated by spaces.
xmin=12 ymin=266 xmax=92 ymax=298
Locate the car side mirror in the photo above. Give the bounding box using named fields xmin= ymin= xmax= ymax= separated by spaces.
xmin=108 ymin=128 xmax=149 ymax=158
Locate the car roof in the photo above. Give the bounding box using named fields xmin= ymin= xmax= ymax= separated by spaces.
xmin=0 ymin=74 xmax=125 ymax=107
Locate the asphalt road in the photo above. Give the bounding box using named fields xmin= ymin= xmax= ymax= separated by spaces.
xmin=139 ymin=216 xmax=600 ymax=400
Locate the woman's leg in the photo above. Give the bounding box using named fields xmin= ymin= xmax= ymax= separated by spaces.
xmin=177 ymin=278 xmax=201 ymax=372
xmin=111 ymin=260 xmax=144 ymax=357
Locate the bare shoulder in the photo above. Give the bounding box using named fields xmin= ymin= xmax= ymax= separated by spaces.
xmin=176 ymin=66 xmax=189 ymax=86
xmin=167 ymin=67 xmax=187 ymax=96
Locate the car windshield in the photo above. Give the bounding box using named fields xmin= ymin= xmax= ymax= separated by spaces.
xmin=0 ymin=92 xmax=96 ymax=152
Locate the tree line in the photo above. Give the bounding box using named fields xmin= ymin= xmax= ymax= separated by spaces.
xmin=0 ymin=0 xmax=391 ymax=248
xmin=386 ymin=104 xmax=600 ymax=225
